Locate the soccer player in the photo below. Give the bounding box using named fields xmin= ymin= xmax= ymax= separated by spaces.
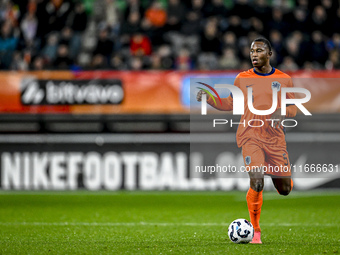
xmin=197 ymin=38 xmax=297 ymax=244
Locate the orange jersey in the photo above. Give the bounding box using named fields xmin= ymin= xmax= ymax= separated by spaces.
xmin=208 ymin=68 xmax=297 ymax=148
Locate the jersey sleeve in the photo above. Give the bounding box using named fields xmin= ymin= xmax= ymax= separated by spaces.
xmin=206 ymin=75 xmax=240 ymax=111
xmin=285 ymin=78 xmax=297 ymax=118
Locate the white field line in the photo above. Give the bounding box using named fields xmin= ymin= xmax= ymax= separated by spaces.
xmin=0 ymin=133 xmax=340 ymax=143
xmin=0 ymin=222 xmax=336 ymax=227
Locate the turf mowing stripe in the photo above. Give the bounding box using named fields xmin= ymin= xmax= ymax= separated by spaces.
xmin=0 ymin=222 xmax=335 ymax=227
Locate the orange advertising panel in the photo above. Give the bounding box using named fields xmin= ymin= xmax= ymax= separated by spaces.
xmin=0 ymin=70 xmax=340 ymax=114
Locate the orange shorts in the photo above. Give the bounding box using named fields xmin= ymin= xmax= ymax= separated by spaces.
xmin=241 ymin=139 xmax=291 ymax=177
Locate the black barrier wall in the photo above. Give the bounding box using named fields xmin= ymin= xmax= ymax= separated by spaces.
xmin=0 ymin=134 xmax=339 ymax=191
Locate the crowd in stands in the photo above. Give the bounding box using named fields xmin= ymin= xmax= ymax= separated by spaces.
xmin=0 ymin=0 xmax=340 ymax=71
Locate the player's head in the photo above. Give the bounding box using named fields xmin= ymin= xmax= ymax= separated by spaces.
xmin=250 ymin=37 xmax=272 ymax=68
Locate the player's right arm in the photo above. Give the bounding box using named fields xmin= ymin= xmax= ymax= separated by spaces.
xmin=196 ymin=76 xmax=241 ymax=111
xmin=196 ymin=90 xmax=233 ymax=111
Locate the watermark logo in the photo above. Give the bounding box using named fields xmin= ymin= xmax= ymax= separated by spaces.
xmin=196 ymin=82 xmax=222 ymax=106
xmin=198 ymin=82 xmax=312 ymax=116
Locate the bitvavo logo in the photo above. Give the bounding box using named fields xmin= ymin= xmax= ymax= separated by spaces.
xmin=197 ymin=82 xmax=312 ymax=128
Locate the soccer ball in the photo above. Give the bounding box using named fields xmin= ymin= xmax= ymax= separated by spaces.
xmin=228 ymin=219 xmax=254 ymax=244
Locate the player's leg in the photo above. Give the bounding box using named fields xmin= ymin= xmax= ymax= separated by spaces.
xmin=247 ymin=170 xmax=264 ymax=244
xmin=247 ymin=170 xmax=264 ymax=228
xmin=264 ymin=145 xmax=293 ymax=195
xmin=242 ymin=141 xmax=265 ymax=244
xmin=272 ymin=177 xmax=293 ymax=196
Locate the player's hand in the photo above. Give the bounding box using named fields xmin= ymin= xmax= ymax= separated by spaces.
xmin=270 ymin=108 xmax=285 ymax=129
xmin=196 ymin=90 xmax=209 ymax=102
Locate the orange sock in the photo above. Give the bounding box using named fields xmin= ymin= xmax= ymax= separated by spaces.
xmin=246 ymin=187 xmax=263 ymax=233
xmin=291 ymin=179 xmax=294 ymax=191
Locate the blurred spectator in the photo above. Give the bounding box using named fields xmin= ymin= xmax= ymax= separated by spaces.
xmin=332 ymin=8 xmax=340 ymax=34
xmin=302 ymin=61 xmax=316 ymax=71
xmin=197 ymin=52 xmax=218 ymax=70
xmin=10 ymin=51 xmax=28 ymax=70
xmin=278 ymin=56 xmax=299 ymax=71
xmin=227 ymin=16 xmax=244 ymax=37
xmin=0 ymin=0 xmax=20 ymax=26
xmin=240 ymin=60 xmax=252 ymax=70
xmin=320 ymin=0 xmax=337 ymax=20
xmin=149 ymin=52 xmax=162 ymax=70
xmin=200 ymin=19 xmax=221 ymax=54
xmin=295 ymin=0 xmax=309 ymax=9
xmin=287 ymin=7 xmax=309 ymax=35
xmin=129 ymin=56 xmax=144 ymax=70
xmin=239 ymin=45 xmax=250 ymax=62
xmin=27 ymin=0 xmax=38 ymax=14
xmin=175 ymin=47 xmax=193 ymax=70
xmin=269 ymin=30 xmax=284 ymax=64
xmin=180 ymin=10 xmax=201 ymax=36
xmin=93 ymin=28 xmax=114 ymax=58
xmin=104 ymin=0 xmax=120 ymax=32
xmin=59 ymin=26 xmax=72 ymax=46
xmin=269 ymin=49 xmax=278 ymax=66
xmin=59 ymin=26 xmax=79 ymax=59
xmin=267 ymin=8 xmax=289 ymax=36
xmin=205 ymin=0 xmax=228 ymax=19
xmin=219 ymin=48 xmax=240 ymax=70
xmin=327 ymin=33 xmax=340 ymax=51
xmin=326 ymin=50 xmax=340 ymax=70
xmin=124 ymin=0 xmax=144 ymax=20
xmin=142 ymin=0 xmax=167 ymax=45
xmin=272 ymin=0 xmax=295 ymax=10
xmin=91 ymin=54 xmax=108 ymax=70
xmin=130 ymin=32 xmax=151 ymax=56
xmin=156 ymin=44 xmax=173 ymax=69
xmin=120 ymin=11 xmax=141 ymax=45
xmin=310 ymin=6 xmax=331 ymax=36
xmin=31 ymin=55 xmax=45 ymax=70
xmin=190 ymin=0 xmax=208 ymax=18
xmin=20 ymin=12 xmax=38 ymax=46
xmin=0 ymin=21 xmax=18 ymax=69
xmin=43 ymin=0 xmax=72 ymax=33
xmin=165 ymin=0 xmax=186 ymax=32
xmin=253 ymin=0 xmax=270 ymax=20
xmin=68 ymin=1 xmax=88 ymax=32
xmin=53 ymin=44 xmax=72 ymax=69
xmin=232 ymin=0 xmax=253 ymax=20
xmin=284 ymin=35 xmax=304 ymax=66
xmin=308 ymin=31 xmax=328 ymax=65
xmin=221 ymin=31 xmax=237 ymax=50
xmin=41 ymin=33 xmax=58 ymax=63
xmin=110 ymin=53 xmax=127 ymax=70
xmin=248 ymin=17 xmax=264 ymax=34
xmin=67 ymin=2 xmax=87 ymax=59
xmin=180 ymin=0 xmax=206 ymax=35
xmin=0 ymin=0 xmax=339 ymax=71
xmin=144 ymin=1 xmax=167 ymax=28
xmin=247 ymin=31 xmax=260 ymax=45
xmin=93 ymin=0 xmax=119 ymax=38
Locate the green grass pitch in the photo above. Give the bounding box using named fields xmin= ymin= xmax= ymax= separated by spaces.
xmin=0 ymin=191 xmax=339 ymax=254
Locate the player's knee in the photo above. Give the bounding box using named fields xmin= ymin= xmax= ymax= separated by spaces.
xmin=252 ymin=180 xmax=264 ymax=192
xmin=278 ymin=185 xmax=291 ymax=196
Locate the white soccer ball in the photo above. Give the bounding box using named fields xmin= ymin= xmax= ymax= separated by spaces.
xmin=228 ymin=219 xmax=254 ymax=244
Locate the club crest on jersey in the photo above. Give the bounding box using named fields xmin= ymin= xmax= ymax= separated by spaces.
xmin=245 ymin=156 xmax=251 ymax=165
xmin=271 ymin=81 xmax=281 ymax=91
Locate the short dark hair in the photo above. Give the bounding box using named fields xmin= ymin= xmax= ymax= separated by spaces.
xmin=253 ymin=37 xmax=272 ymax=52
